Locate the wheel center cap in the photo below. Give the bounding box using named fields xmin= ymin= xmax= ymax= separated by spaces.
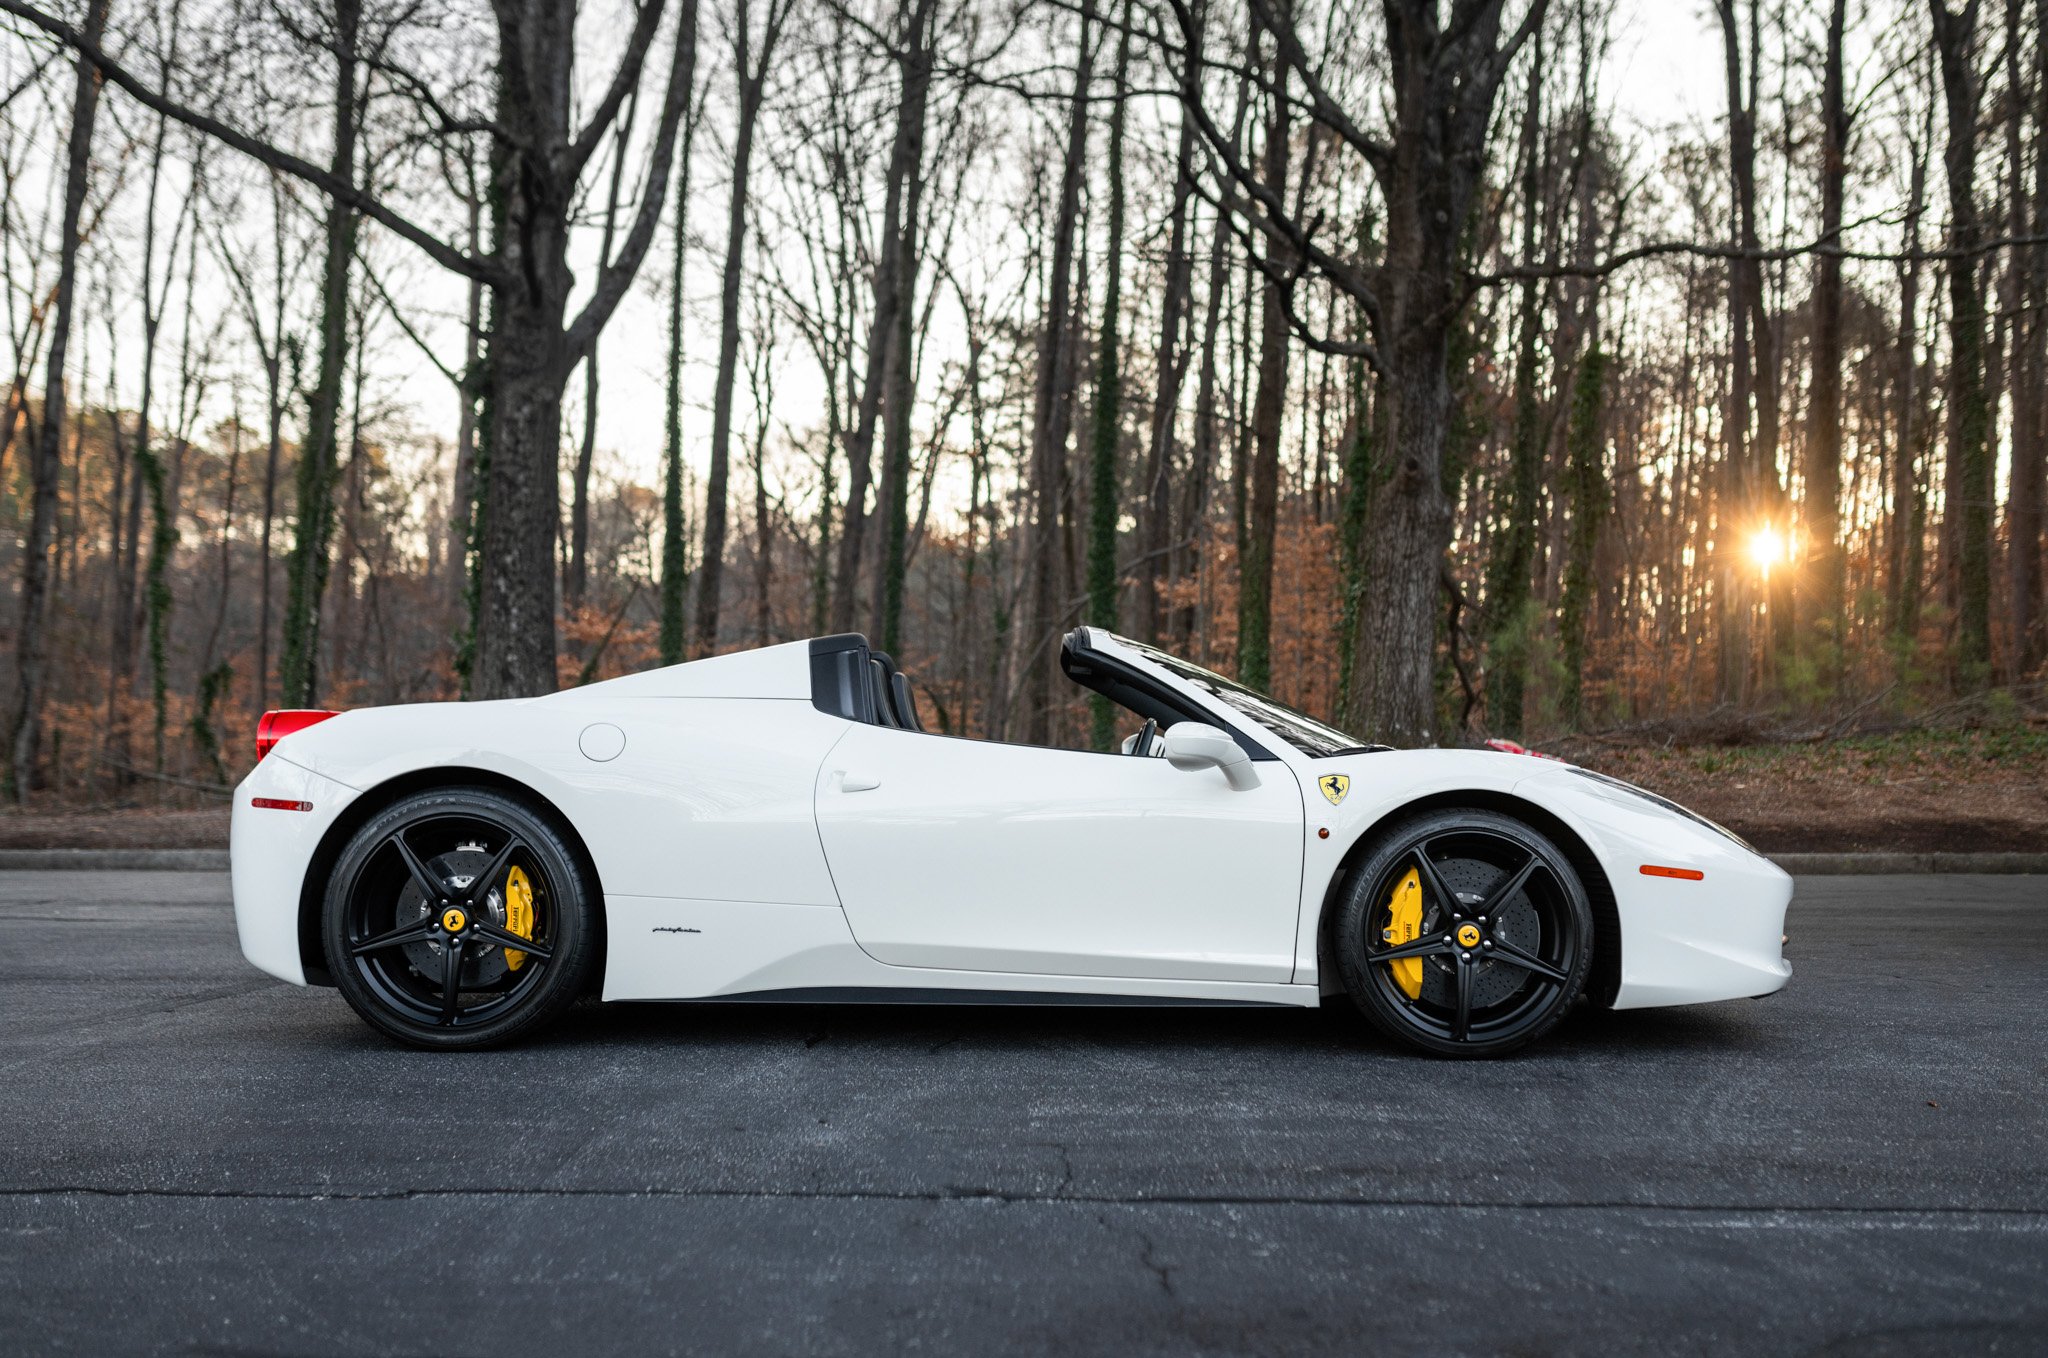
xmin=441 ymin=907 xmax=468 ymax=933
xmin=1455 ymin=923 xmax=1483 ymax=949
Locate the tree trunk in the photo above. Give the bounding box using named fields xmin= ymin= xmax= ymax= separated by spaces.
xmin=1929 ymin=0 xmax=1994 ymax=678
xmin=1558 ymin=344 xmax=1609 ymax=723
xmin=1238 ymin=32 xmax=1289 ymax=694
xmin=567 ymin=91 xmax=640 ymax=615
xmin=1334 ymin=332 xmax=1377 ymax=721
xmin=870 ymin=0 xmax=936 ymax=654
xmin=1341 ymin=0 xmax=1534 ymax=747
xmin=476 ymin=306 xmax=572 ymax=697
xmin=257 ymin=346 xmax=283 ymax=713
xmin=1714 ymin=0 xmax=1757 ymax=702
xmin=829 ymin=0 xmax=928 ymax=636
xmin=2006 ymin=0 xmax=2046 ymax=671
xmin=7 ymin=0 xmax=108 ymax=801
xmin=1021 ymin=0 xmax=1096 ymax=744
xmin=1485 ymin=41 xmax=1544 ymax=739
xmin=1351 ymin=305 xmax=1455 ymax=747
xmin=1138 ymin=0 xmax=1201 ymax=646
xmin=660 ymin=96 xmax=700 ymax=666
xmin=1804 ymin=0 xmax=1848 ymax=688
xmin=1086 ymin=8 xmax=1131 ymax=748
xmin=474 ymin=0 xmax=701 ymax=699
xmin=696 ymin=0 xmax=785 ymax=657
xmin=1890 ymin=112 xmax=1931 ymax=658
xmin=449 ymin=176 xmax=484 ymax=626
xmin=279 ymin=0 xmax=361 ymax=707
xmin=1173 ymin=163 xmax=1238 ymax=653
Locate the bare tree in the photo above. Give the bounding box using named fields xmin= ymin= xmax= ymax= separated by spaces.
xmin=1085 ymin=2 xmax=1131 ymax=749
xmin=829 ymin=0 xmax=938 ymax=637
xmin=1173 ymin=0 xmax=1548 ymax=743
xmin=2007 ymin=0 xmax=2046 ymax=670
xmin=1136 ymin=0 xmax=1203 ymax=646
xmin=1237 ymin=10 xmax=1291 ymax=694
xmin=214 ymin=168 xmax=312 ymax=715
xmin=277 ymin=0 xmax=361 ymax=706
xmin=660 ymin=86 xmax=705 ymax=666
xmin=868 ymin=0 xmax=938 ymax=654
xmin=1803 ymin=0 xmax=1849 ymax=685
xmin=1928 ymin=0 xmax=1993 ymax=676
xmin=695 ymin=0 xmax=795 ymax=656
xmin=566 ymin=84 xmax=642 ymax=615
xmin=1019 ymin=0 xmax=1096 ymax=745
xmin=7 ymin=0 xmax=108 ymax=801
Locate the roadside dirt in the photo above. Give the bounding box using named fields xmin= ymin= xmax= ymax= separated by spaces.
xmin=0 ymin=807 xmax=231 ymax=850
xmin=1542 ymin=729 xmax=2048 ymax=853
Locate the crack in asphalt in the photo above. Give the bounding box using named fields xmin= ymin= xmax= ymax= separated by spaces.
xmin=4 ymin=1185 xmax=2047 ymax=1220
xmin=1132 ymin=1227 xmax=1178 ymax=1296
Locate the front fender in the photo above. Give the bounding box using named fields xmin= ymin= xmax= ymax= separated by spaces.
xmin=1512 ymin=766 xmax=1792 ymax=1008
xmin=1290 ymin=751 xmax=1791 ymax=1011
xmin=1292 ymin=750 xmax=1555 ymax=982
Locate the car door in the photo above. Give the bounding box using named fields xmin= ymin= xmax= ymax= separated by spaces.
xmin=813 ymin=724 xmax=1305 ymax=982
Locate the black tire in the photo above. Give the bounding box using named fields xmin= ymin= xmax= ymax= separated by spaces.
xmin=321 ymin=786 xmax=598 ymax=1050
xmin=1332 ymin=808 xmax=1592 ymax=1058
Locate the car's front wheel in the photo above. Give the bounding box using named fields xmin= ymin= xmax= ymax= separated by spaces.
xmin=321 ymin=787 xmax=598 ymax=1049
xmin=1332 ymin=808 xmax=1592 ymax=1057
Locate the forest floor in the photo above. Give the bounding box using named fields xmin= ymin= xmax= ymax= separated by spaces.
xmin=1 ymin=728 xmax=2043 ymax=853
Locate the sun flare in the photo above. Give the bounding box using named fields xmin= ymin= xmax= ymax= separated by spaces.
xmin=1747 ymin=526 xmax=1785 ymax=572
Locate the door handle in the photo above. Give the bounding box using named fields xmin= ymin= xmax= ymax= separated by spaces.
xmin=840 ymin=772 xmax=881 ymax=793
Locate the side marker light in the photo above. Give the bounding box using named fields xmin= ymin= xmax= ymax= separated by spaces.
xmin=1640 ymin=864 xmax=1704 ymax=881
xmin=251 ymin=797 xmax=314 ymax=812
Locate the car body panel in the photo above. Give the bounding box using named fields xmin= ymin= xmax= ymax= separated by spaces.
xmin=814 ymin=723 xmax=1305 ymax=981
xmin=1513 ymin=766 xmax=1793 ymax=1008
xmin=231 ymin=632 xmax=1791 ymax=1017
xmin=232 ymin=755 xmax=363 ymax=984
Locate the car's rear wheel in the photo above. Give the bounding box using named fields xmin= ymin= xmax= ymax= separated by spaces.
xmin=321 ymin=787 xmax=598 ymax=1050
xmin=1332 ymin=808 xmax=1592 ymax=1058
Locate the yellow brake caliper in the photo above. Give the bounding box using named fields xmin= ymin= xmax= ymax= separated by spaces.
xmin=1381 ymin=868 xmax=1424 ymax=999
xmin=503 ymin=865 xmax=535 ymax=971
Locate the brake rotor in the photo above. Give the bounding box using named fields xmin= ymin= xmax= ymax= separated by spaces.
xmin=1414 ymin=853 xmax=1545 ymax=1010
xmin=393 ymin=843 xmax=512 ymax=987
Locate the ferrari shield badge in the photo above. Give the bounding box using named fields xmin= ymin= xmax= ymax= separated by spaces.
xmin=1319 ymin=773 xmax=1350 ymax=805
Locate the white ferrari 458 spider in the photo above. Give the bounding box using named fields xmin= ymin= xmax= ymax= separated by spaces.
xmin=231 ymin=629 xmax=1792 ymax=1056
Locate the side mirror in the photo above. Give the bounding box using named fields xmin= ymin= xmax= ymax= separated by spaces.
xmin=1161 ymin=722 xmax=1261 ymax=790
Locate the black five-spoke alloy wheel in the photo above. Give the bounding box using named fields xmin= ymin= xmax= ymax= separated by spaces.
xmin=1333 ymin=808 xmax=1592 ymax=1057
xmin=322 ymin=787 xmax=598 ymax=1049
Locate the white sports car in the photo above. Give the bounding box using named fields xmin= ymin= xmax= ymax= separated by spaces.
xmin=231 ymin=629 xmax=1792 ymax=1056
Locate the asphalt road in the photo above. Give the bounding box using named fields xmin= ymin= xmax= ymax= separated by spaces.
xmin=2 ymin=871 xmax=2045 ymax=1357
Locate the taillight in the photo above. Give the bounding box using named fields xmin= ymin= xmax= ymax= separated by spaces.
xmin=257 ymin=709 xmax=340 ymax=761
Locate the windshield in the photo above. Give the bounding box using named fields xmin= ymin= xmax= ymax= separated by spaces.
xmin=1112 ymin=635 xmax=1374 ymax=758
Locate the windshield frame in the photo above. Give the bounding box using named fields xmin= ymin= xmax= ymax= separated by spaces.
xmin=1108 ymin=634 xmax=1378 ymax=759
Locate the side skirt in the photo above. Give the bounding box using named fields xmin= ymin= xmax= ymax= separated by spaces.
xmin=679 ymin=986 xmax=1296 ymax=1008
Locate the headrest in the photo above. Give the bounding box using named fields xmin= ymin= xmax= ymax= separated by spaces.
xmin=869 ymin=659 xmax=899 ymax=727
xmin=890 ymin=671 xmax=923 ymax=732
